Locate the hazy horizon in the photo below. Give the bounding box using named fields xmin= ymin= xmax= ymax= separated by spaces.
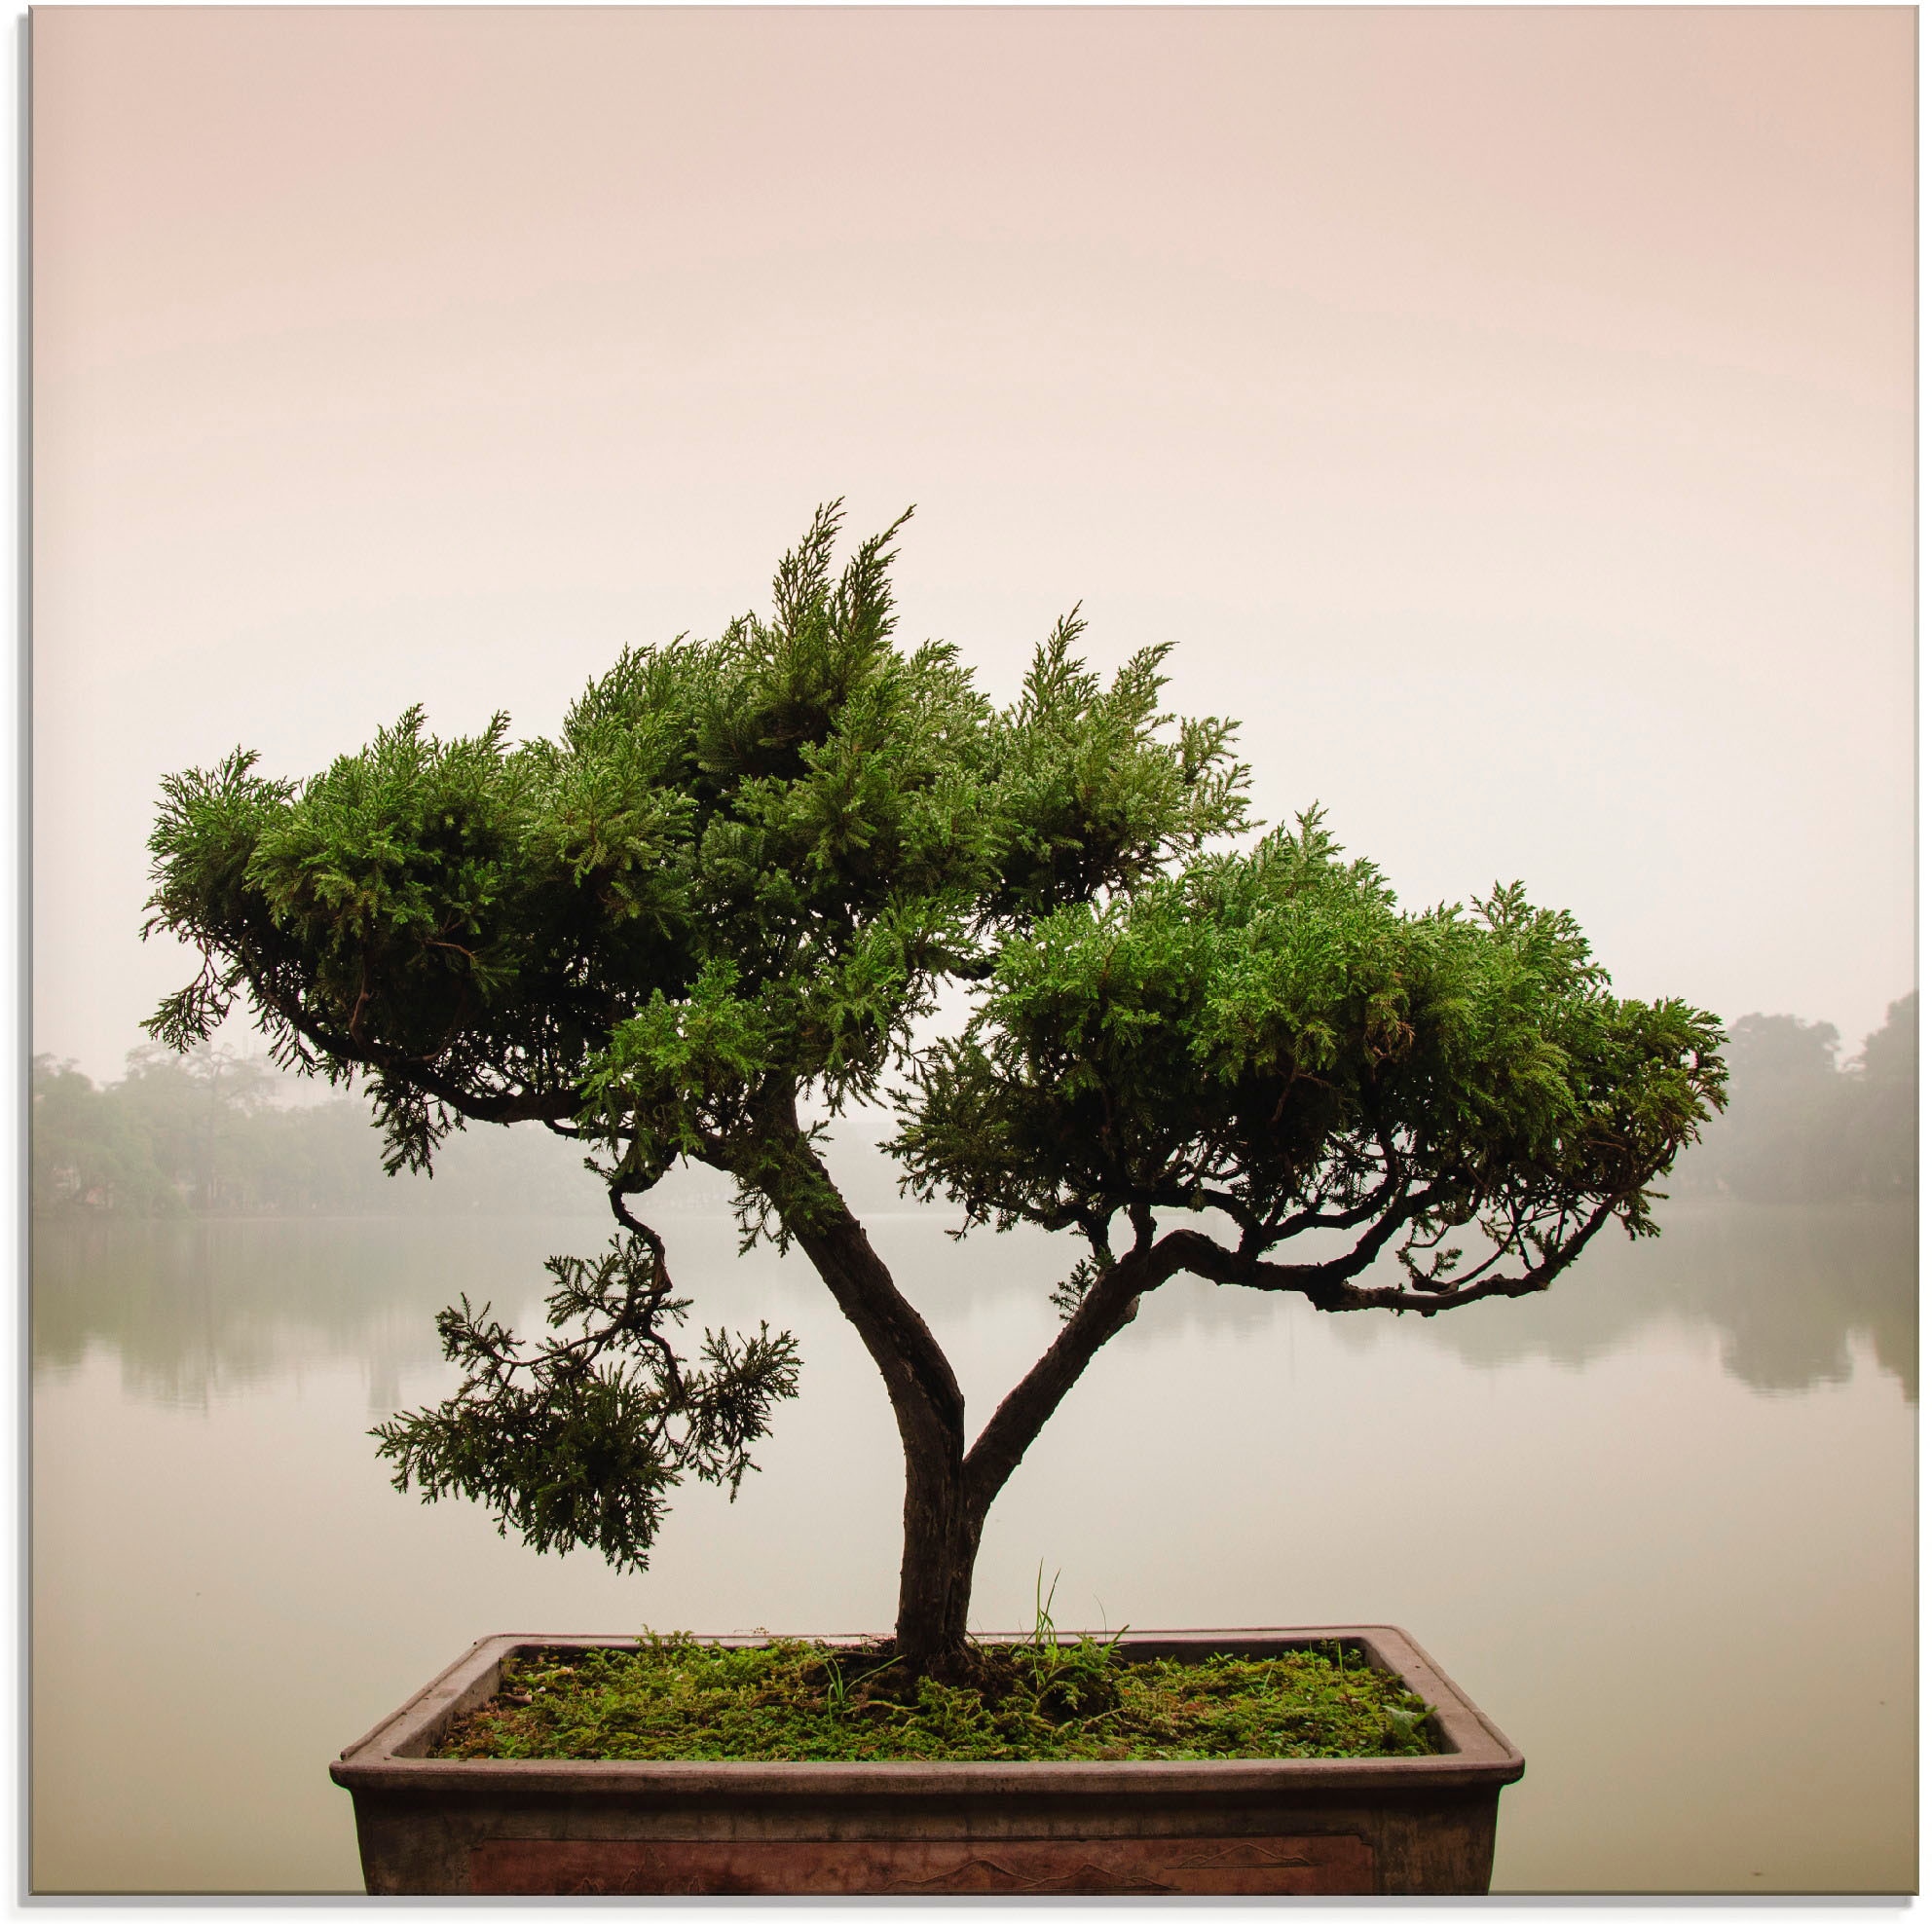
xmin=33 ymin=6 xmax=1914 ymax=1081
xmin=33 ymin=979 xmax=1921 ymax=1098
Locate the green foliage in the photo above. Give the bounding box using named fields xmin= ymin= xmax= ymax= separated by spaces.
xmin=141 ymin=501 xmax=1729 ymax=1591
xmin=143 ymin=503 xmax=1247 ymax=1189
xmin=899 ymin=812 xmax=1725 ymax=1313
xmin=371 ymin=1234 xmax=800 ymax=1569
xmin=432 ymin=1635 xmax=1436 ymax=1763
xmin=985 ymin=610 xmax=1249 ymax=917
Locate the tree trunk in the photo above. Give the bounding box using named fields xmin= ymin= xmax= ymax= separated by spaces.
xmin=893 ymin=1445 xmax=985 ymax=1676
xmin=780 ymin=1125 xmax=981 ymax=1677
xmin=775 ymin=1108 xmax=1164 ymax=1680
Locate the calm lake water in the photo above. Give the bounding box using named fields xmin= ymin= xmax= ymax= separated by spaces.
xmin=30 ymin=1198 xmax=1915 ymax=1894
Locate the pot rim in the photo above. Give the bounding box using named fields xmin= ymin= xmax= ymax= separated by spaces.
xmin=332 ymin=1624 xmax=1524 ymax=1798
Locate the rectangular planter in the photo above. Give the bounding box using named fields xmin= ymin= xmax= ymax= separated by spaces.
xmin=331 ymin=1625 xmax=1523 ymax=1895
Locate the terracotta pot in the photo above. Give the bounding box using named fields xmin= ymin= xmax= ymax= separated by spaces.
xmin=330 ymin=1625 xmax=1522 ymax=1895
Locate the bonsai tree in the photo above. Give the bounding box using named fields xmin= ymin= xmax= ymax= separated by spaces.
xmin=144 ymin=506 xmax=1725 ymax=1677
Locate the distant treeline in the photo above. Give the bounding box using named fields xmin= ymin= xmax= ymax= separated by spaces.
xmin=31 ymin=1046 xmax=622 ymax=1218
xmin=33 ymin=992 xmax=1916 ymax=1218
xmin=29 ymin=1044 xmax=906 ymax=1219
xmin=1676 ymin=991 xmax=1915 ymax=1202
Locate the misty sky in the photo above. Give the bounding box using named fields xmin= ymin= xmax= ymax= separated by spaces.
xmin=33 ymin=6 xmax=1914 ymax=1084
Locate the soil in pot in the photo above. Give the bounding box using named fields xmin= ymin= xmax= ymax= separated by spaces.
xmin=430 ymin=1630 xmax=1438 ymax=1763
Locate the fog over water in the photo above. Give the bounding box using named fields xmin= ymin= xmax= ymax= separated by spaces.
xmin=30 ymin=1112 xmax=1919 ymax=1412
xmin=30 ymin=1033 xmax=1918 ymax=1893
xmin=32 ymin=1195 xmax=1914 ymax=1894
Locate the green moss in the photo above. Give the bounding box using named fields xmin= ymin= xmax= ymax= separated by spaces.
xmin=433 ymin=1634 xmax=1437 ymax=1763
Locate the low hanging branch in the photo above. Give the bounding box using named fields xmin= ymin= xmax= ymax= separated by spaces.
xmin=371 ymin=1230 xmax=801 ymax=1570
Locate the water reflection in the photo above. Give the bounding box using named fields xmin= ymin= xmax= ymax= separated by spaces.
xmin=34 ymin=1198 xmax=1916 ymax=1411
xmin=31 ymin=1200 xmax=1914 ymax=1894
xmin=31 ymin=1217 xmax=591 ymax=1412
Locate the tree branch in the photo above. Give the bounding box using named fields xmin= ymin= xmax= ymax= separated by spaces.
xmin=1163 ymin=1197 xmax=1621 ymax=1316
xmin=962 ymin=1231 xmax=1188 ymax=1521
xmin=772 ymin=1097 xmax=967 ymax=1459
xmin=606 ymin=1181 xmax=686 ymax=1393
xmin=240 ymin=962 xmax=581 ymax=1127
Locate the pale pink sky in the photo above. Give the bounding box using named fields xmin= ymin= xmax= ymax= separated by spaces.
xmin=33 ymin=6 xmax=1915 ymax=1080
